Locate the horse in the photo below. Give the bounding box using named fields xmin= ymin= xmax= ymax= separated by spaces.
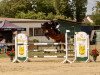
xmin=41 ymin=21 xmax=65 ymax=51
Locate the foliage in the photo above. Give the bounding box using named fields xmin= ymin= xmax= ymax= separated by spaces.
xmin=16 ymin=11 xmax=46 ymax=19
xmin=46 ymin=12 xmax=55 ymax=20
xmin=92 ymin=1 xmax=100 ymax=25
xmin=6 ymin=50 xmax=15 ymax=57
xmin=59 ymin=0 xmax=74 ymax=19
xmin=36 ymin=12 xmax=46 ymax=19
xmin=35 ymin=0 xmax=56 ymax=15
xmin=72 ymin=0 xmax=87 ymax=22
xmin=15 ymin=12 xmax=26 ymax=19
xmin=33 ymin=39 xmax=39 ymax=43
xmin=54 ymin=0 xmax=60 ymax=14
xmin=90 ymin=48 xmax=99 ymax=56
xmin=54 ymin=14 xmax=65 ymax=20
xmin=0 ymin=0 xmax=33 ymax=17
xmin=15 ymin=11 xmax=66 ymax=20
xmin=92 ymin=14 xmax=100 ymax=25
xmin=53 ymin=0 xmax=74 ymax=19
xmin=0 ymin=0 xmax=87 ymax=22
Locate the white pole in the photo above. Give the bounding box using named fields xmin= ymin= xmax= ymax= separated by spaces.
xmin=24 ymin=36 xmax=29 ymax=62
xmin=13 ymin=35 xmax=19 ymax=62
xmin=72 ymin=34 xmax=76 ymax=62
xmin=86 ymin=35 xmax=90 ymax=62
xmin=63 ymin=30 xmax=72 ymax=63
xmin=65 ymin=30 xmax=68 ymax=60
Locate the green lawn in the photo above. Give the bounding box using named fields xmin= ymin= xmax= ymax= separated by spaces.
xmin=0 ymin=53 xmax=8 ymax=58
xmin=0 ymin=50 xmax=66 ymax=58
xmin=28 ymin=50 xmax=66 ymax=57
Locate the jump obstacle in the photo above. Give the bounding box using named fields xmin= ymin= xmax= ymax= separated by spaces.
xmin=13 ymin=30 xmax=89 ymax=63
xmin=33 ymin=30 xmax=89 ymax=63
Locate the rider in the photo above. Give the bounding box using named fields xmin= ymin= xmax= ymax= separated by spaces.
xmin=50 ymin=21 xmax=60 ymax=34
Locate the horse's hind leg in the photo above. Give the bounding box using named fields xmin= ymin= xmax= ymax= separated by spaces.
xmin=56 ymin=44 xmax=64 ymax=53
xmin=60 ymin=44 xmax=65 ymax=53
xmin=55 ymin=45 xmax=61 ymax=53
xmin=55 ymin=42 xmax=64 ymax=53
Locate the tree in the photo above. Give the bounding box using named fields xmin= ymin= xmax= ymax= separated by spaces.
xmin=72 ymin=0 xmax=87 ymax=22
xmin=92 ymin=1 xmax=100 ymax=25
xmin=53 ymin=0 xmax=60 ymax=14
xmin=35 ymin=0 xmax=56 ymax=15
xmin=0 ymin=0 xmax=88 ymax=21
xmin=60 ymin=0 xmax=74 ymax=19
xmin=54 ymin=0 xmax=87 ymax=21
xmin=0 ymin=0 xmax=33 ymax=17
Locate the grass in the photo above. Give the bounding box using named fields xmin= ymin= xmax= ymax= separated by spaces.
xmin=28 ymin=50 xmax=66 ymax=57
xmin=0 ymin=50 xmax=66 ymax=58
xmin=0 ymin=53 xmax=8 ymax=58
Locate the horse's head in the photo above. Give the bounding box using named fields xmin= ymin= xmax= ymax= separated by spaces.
xmin=41 ymin=20 xmax=62 ymax=41
xmin=41 ymin=22 xmax=52 ymax=40
xmin=42 ymin=21 xmax=60 ymax=32
xmin=41 ymin=22 xmax=50 ymax=33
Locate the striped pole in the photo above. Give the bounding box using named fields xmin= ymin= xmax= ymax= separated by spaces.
xmin=33 ymin=43 xmax=65 ymax=45
xmin=33 ymin=55 xmax=66 ymax=58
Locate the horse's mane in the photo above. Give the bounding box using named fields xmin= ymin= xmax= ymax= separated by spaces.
xmin=41 ymin=21 xmax=65 ymax=43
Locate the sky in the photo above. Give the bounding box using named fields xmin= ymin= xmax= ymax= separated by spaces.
xmin=87 ymin=0 xmax=100 ymax=15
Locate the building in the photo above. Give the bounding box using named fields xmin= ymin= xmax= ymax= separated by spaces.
xmin=0 ymin=17 xmax=54 ymax=43
xmin=0 ymin=17 xmax=99 ymax=44
xmin=83 ymin=15 xmax=94 ymax=24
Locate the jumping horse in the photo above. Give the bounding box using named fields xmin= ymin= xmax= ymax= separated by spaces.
xmin=41 ymin=20 xmax=65 ymax=51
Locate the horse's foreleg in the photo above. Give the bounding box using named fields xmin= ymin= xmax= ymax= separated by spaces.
xmin=45 ymin=33 xmax=50 ymax=40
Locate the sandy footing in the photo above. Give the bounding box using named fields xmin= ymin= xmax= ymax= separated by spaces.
xmin=0 ymin=57 xmax=100 ymax=75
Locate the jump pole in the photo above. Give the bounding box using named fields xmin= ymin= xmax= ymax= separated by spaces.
xmin=63 ymin=30 xmax=72 ymax=63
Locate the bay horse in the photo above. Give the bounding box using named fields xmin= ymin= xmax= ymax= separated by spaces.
xmin=41 ymin=21 xmax=65 ymax=51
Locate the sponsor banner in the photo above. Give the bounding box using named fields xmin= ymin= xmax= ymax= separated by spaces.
xmin=18 ymin=45 xmax=27 ymax=57
xmin=17 ymin=33 xmax=28 ymax=44
xmin=75 ymin=32 xmax=88 ymax=57
xmin=14 ymin=33 xmax=28 ymax=62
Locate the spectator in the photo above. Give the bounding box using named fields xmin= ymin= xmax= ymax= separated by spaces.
xmin=0 ymin=37 xmax=6 ymax=53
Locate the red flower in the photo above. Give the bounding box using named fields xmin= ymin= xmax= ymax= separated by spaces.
xmin=6 ymin=49 xmax=15 ymax=57
xmin=90 ymin=48 xmax=99 ymax=56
